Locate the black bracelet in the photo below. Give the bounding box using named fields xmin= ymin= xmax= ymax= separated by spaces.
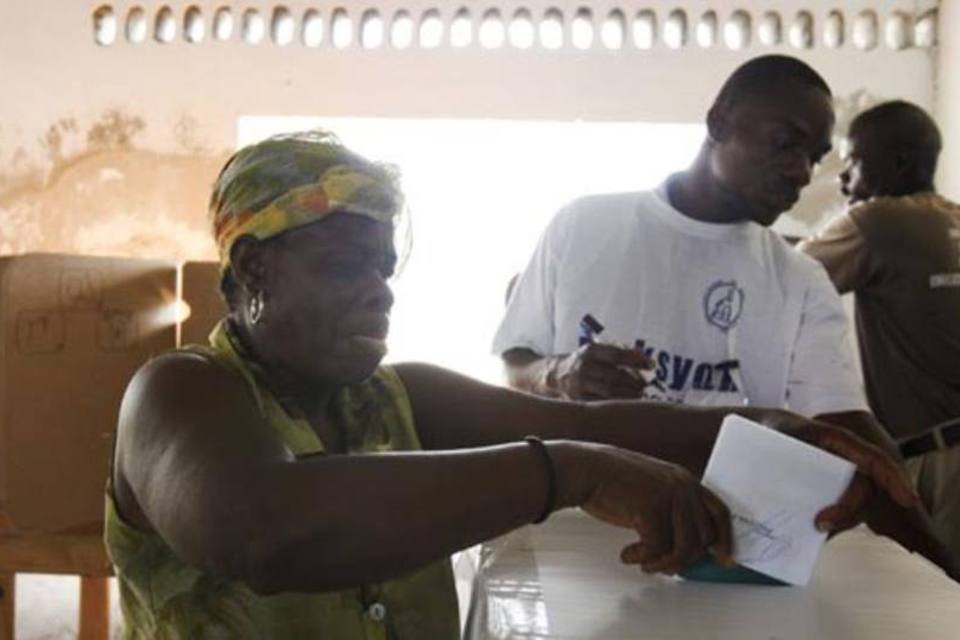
xmin=524 ymin=436 xmax=557 ymax=524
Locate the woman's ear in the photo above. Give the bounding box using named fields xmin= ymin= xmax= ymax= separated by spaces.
xmin=229 ymin=236 xmax=267 ymax=292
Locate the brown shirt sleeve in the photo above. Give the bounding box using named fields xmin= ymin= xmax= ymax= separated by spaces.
xmin=799 ymin=211 xmax=880 ymax=294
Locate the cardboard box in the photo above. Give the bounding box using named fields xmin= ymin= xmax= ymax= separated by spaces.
xmin=0 ymin=254 xmax=177 ymax=533
xmin=179 ymin=261 xmax=225 ymax=347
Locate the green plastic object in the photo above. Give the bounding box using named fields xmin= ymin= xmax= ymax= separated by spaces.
xmin=679 ymin=559 xmax=789 ymax=586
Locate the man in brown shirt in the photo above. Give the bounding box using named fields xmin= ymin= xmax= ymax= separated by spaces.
xmin=801 ymin=100 xmax=960 ymax=553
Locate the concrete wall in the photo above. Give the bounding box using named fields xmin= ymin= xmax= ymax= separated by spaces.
xmin=0 ymin=1 xmax=943 ymax=260
xmin=936 ymin=0 xmax=960 ymax=200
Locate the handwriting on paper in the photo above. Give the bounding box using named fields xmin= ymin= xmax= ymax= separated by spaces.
xmin=702 ymin=415 xmax=855 ymax=586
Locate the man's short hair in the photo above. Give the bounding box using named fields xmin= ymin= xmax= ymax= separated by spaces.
xmin=849 ymin=100 xmax=942 ymax=180
xmin=712 ymin=55 xmax=832 ymax=112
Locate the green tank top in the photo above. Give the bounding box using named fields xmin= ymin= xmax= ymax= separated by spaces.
xmin=104 ymin=323 xmax=459 ymax=639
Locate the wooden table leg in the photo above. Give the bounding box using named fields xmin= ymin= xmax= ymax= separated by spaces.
xmin=78 ymin=576 xmax=109 ymax=640
xmin=0 ymin=573 xmax=14 ymax=640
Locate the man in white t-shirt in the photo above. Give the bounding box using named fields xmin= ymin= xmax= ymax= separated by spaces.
xmin=493 ymin=55 xmax=959 ymax=578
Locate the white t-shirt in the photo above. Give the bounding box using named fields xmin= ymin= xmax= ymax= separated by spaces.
xmin=493 ymin=186 xmax=867 ymax=417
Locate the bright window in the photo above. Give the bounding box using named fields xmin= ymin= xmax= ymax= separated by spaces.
xmin=238 ymin=117 xmax=705 ymax=383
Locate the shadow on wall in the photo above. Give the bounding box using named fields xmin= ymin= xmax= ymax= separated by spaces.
xmin=0 ymin=110 xmax=229 ymax=260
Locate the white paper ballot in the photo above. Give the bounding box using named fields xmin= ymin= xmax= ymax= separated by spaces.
xmin=701 ymin=414 xmax=856 ymax=586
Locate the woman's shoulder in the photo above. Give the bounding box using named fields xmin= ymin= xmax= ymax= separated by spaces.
xmin=137 ymin=346 xmax=238 ymax=384
xmin=122 ymin=347 xmax=257 ymax=423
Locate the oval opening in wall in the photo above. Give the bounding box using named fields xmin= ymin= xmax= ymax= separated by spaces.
xmin=885 ymin=11 xmax=911 ymax=50
xmin=509 ymin=9 xmax=535 ymax=50
xmin=271 ymin=6 xmax=295 ymax=46
xmin=853 ymin=10 xmax=879 ymax=51
xmin=154 ymin=6 xmax=177 ymax=43
xmin=391 ymin=10 xmax=414 ymax=49
xmin=724 ymin=10 xmax=751 ymax=50
xmin=571 ymin=8 xmax=594 ymax=50
xmin=633 ymin=10 xmax=656 ymax=50
xmin=601 ymin=9 xmax=626 ymax=50
xmin=301 ymin=9 xmax=323 ymax=47
xmin=696 ymin=11 xmax=718 ymax=48
xmin=479 ymin=9 xmax=505 ymax=49
xmin=420 ymin=9 xmax=444 ymax=49
xmin=824 ymin=11 xmax=844 ymax=49
xmin=757 ymin=11 xmax=782 ymax=46
xmin=331 ymin=8 xmax=353 ymax=49
xmin=184 ymin=6 xmax=205 ymax=44
xmin=213 ymin=6 xmax=234 ymax=41
xmin=914 ymin=10 xmax=937 ymax=48
xmin=789 ymin=11 xmax=813 ymax=49
xmin=241 ymin=9 xmax=265 ymax=44
xmin=539 ymin=8 xmax=564 ymax=50
xmin=663 ymin=9 xmax=687 ymax=49
xmin=125 ymin=6 xmax=148 ymax=43
xmin=450 ymin=8 xmax=472 ymax=48
xmin=360 ymin=9 xmax=384 ymax=49
xmin=94 ymin=6 xmax=118 ymax=46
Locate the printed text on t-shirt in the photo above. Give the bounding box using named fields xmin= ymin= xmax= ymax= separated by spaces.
xmin=634 ymin=339 xmax=741 ymax=401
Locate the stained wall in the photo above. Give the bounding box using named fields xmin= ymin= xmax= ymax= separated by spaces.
xmin=0 ymin=2 xmax=944 ymax=257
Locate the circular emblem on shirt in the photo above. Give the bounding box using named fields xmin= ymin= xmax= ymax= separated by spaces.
xmin=703 ymin=280 xmax=745 ymax=332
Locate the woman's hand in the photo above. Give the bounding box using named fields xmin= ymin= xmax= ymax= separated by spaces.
xmin=562 ymin=443 xmax=734 ymax=575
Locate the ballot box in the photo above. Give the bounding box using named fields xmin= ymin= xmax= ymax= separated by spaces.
xmin=465 ymin=510 xmax=960 ymax=639
xmin=178 ymin=261 xmax=224 ymax=347
xmin=0 ymin=254 xmax=177 ymax=534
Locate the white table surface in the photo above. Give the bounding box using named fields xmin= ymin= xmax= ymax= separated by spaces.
xmin=465 ymin=510 xmax=960 ymax=639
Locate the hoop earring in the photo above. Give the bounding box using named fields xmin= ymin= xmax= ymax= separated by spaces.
xmin=248 ymin=290 xmax=265 ymax=325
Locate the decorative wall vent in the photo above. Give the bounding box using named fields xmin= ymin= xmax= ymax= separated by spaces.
xmin=725 ymin=10 xmax=751 ymax=50
xmin=299 ymin=8 xmax=320 ymax=46
xmin=272 ymin=6 xmax=296 ymax=46
xmin=125 ymin=6 xmax=148 ymax=43
xmin=153 ymin=5 xmax=176 ymax=43
xmin=824 ymin=10 xmax=844 ymax=49
xmin=696 ymin=10 xmax=717 ymax=48
xmin=93 ymin=5 xmax=117 ymax=46
xmin=93 ymin=5 xmax=939 ymax=53
xmin=853 ymin=10 xmax=880 ymax=50
xmin=212 ymin=6 xmax=233 ymax=41
xmin=633 ymin=9 xmax=656 ymax=50
xmin=391 ymin=10 xmax=415 ymax=49
xmin=450 ymin=8 xmax=473 ymax=47
xmin=789 ymin=11 xmax=815 ymax=50
xmin=184 ymin=5 xmax=205 ymax=43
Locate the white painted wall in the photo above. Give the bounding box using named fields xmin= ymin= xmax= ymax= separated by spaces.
xmin=0 ymin=1 xmax=940 ymax=153
xmin=937 ymin=0 xmax=960 ymax=200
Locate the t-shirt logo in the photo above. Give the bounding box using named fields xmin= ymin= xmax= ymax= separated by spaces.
xmin=704 ymin=280 xmax=745 ymax=332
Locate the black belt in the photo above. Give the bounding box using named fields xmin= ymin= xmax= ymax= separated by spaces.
xmin=897 ymin=417 xmax=960 ymax=459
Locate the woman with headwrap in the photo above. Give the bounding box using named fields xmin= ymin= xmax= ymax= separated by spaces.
xmin=105 ymin=132 xmax=917 ymax=639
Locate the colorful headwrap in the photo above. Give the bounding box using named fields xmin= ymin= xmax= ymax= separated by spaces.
xmin=209 ymin=131 xmax=402 ymax=271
